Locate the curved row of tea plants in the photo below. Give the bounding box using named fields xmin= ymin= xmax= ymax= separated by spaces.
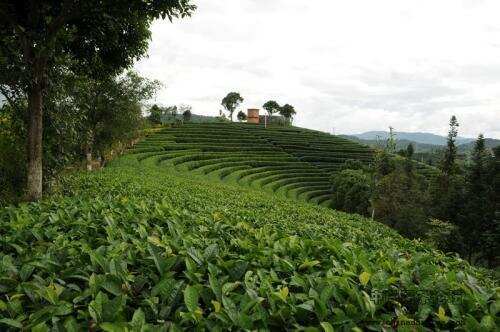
xmin=0 ymin=156 xmax=497 ymax=330
xmin=128 ymin=123 xmax=438 ymax=209
xmin=128 ymin=123 xmax=338 ymax=206
xmin=128 ymin=123 xmax=376 ymax=206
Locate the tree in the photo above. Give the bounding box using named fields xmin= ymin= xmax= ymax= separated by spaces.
xmin=484 ymin=146 xmax=500 ymax=266
xmin=279 ymin=104 xmax=296 ymax=124
xmin=74 ymin=71 xmax=159 ymax=170
xmin=262 ymin=100 xmax=280 ymax=117
xmin=429 ymin=116 xmax=464 ymax=223
xmin=331 ymin=169 xmax=371 ymax=216
xmin=372 ymin=162 xmax=428 ymax=238
xmin=404 ymin=143 xmax=415 ymax=179
xmin=441 ymin=115 xmax=459 ymax=176
xmin=386 ymin=126 xmax=397 ymax=153
xmin=171 ymin=106 xmax=178 ymax=119
xmin=182 ymin=106 xmax=192 ymax=122
xmin=148 ymin=104 xmax=163 ymax=125
xmin=460 ymin=134 xmax=496 ymax=264
xmin=221 ymin=92 xmax=243 ymax=122
xmin=237 ymin=110 xmax=247 ymax=122
xmin=0 ymin=0 xmax=195 ymax=201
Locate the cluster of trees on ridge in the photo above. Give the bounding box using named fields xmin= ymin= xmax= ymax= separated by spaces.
xmin=220 ymin=92 xmax=297 ymax=124
xmin=147 ymin=104 xmax=193 ymax=125
xmin=331 ymin=116 xmax=499 ymax=268
xmin=0 ymin=0 xmax=196 ymax=203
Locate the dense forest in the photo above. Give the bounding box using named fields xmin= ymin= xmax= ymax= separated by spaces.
xmin=331 ymin=118 xmax=499 ymax=268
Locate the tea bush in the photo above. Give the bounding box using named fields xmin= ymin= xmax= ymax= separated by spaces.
xmin=0 ymin=155 xmax=498 ymax=330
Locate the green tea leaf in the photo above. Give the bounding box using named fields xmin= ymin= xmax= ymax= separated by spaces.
xmin=184 ymin=285 xmax=199 ymax=313
xmin=359 ymin=272 xmax=371 ymax=286
xmin=0 ymin=318 xmax=23 ymax=328
xmin=320 ymin=322 xmax=334 ymax=332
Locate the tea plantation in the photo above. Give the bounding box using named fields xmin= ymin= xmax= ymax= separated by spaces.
xmin=129 ymin=123 xmax=438 ymax=208
xmin=0 ymin=126 xmax=498 ymax=331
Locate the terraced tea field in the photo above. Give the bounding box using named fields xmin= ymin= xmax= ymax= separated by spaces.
xmin=128 ymin=123 xmax=437 ymax=208
xmin=128 ymin=123 xmax=375 ymax=207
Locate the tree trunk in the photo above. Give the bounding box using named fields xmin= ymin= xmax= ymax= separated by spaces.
xmin=26 ymin=84 xmax=44 ymax=201
xmin=85 ymin=147 xmax=93 ymax=171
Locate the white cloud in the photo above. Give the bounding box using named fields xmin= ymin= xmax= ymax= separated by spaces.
xmin=135 ymin=0 xmax=500 ymax=138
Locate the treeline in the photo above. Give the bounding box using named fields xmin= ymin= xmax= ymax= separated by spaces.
xmin=332 ymin=117 xmax=499 ymax=268
xmin=219 ymin=92 xmax=297 ymax=124
xmin=0 ymin=1 xmax=196 ymax=203
xmin=1 ymin=70 xmax=159 ymax=204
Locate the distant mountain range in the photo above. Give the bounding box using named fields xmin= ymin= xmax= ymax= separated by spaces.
xmin=343 ymin=131 xmax=500 ymax=154
xmin=351 ymin=131 xmax=475 ymax=146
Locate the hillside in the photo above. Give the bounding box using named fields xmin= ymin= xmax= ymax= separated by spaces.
xmin=352 ymin=131 xmax=475 ymax=146
xmin=344 ymin=133 xmax=500 ymax=156
xmin=341 ymin=135 xmax=443 ymax=153
xmin=0 ymin=123 xmax=497 ymax=330
xmin=457 ymin=138 xmax=500 ymax=153
xmin=129 ymin=123 xmax=374 ymax=207
xmin=129 ymin=123 xmax=437 ymax=208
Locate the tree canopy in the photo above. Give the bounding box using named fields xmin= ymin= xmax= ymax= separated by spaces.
xmin=0 ymin=0 xmax=196 ymax=200
xmin=237 ymin=110 xmax=247 ymax=122
xmin=263 ymin=100 xmax=280 ymax=116
xmin=221 ymin=92 xmax=243 ymax=122
xmin=279 ymin=104 xmax=296 ymax=123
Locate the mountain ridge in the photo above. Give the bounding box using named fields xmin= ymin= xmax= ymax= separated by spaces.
xmin=351 ymin=130 xmax=475 ymax=146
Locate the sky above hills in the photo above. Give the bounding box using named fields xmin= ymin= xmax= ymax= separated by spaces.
xmin=134 ymin=0 xmax=500 ymax=139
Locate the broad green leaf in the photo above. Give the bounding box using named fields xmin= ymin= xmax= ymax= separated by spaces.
xmin=147 ymin=235 xmax=162 ymax=247
xmin=359 ymin=272 xmax=371 ymax=286
xmin=480 ymin=315 xmax=495 ymax=330
xmin=100 ymin=322 xmax=128 ymax=332
xmin=131 ymin=308 xmax=146 ymax=329
xmin=320 ymin=322 xmax=334 ymax=332
xmin=275 ymin=287 xmax=289 ymax=302
xmin=32 ymin=322 xmax=49 ymax=332
xmin=0 ymin=318 xmax=23 ymax=328
xmin=63 ymin=317 xmax=79 ymax=332
xmin=212 ymin=300 xmax=221 ymax=313
xmin=222 ymin=296 xmax=239 ymax=324
xmin=436 ymin=306 xmax=449 ymax=323
xmin=184 ymin=285 xmax=199 ymax=313
xmin=299 ymin=260 xmax=320 ymax=270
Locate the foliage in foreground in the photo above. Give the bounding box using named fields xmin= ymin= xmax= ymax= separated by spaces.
xmin=0 ymin=156 xmax=498 ymax=331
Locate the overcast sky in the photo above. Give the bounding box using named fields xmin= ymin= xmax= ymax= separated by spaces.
xmin=134 ymin=0 xmax=500 ymax=138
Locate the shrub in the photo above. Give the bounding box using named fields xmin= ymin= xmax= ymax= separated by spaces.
xmin=331 ymin=169 xmax=371 ymax=216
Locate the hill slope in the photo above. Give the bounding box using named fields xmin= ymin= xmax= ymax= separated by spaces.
xmin=129 ymin=123 xmax=437 ymax=207
xmin=128 ymin=123 xmax=376 ymax=207
xmin=0 ymin=153 xmax=497 ymax=330
xmin=352 ymin=131 xmax=474 ymax=146
xmin=0 ymin=124 xmax=497 ymax=330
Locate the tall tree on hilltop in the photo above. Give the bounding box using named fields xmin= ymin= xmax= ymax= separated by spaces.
xmin=441 ymin=115 xmax=460 ymax=176
xmin=386 ymin=127 xmax=397 ymax=153
xmin=279 ymin=104 xmax=296 ymax=124
xmin=148 ymin=104 xmax=163 ymax=125
xmin=429 ymin=115 xmax=465 ymax=223
xmin=180 ymin=105 xmax=192 ymax=122
xmin=460 ymin=134 xmax=496 ymax=264
xmin=0 ymin=0 xmax=195 ymax=200
xmin=263 ymin=100 xmax=280 ymax=117
xmin=483 ymin=145 xmax=500 ymax=266
xmin=221 ymin=92 xmax=244 ymax=122
xmin=404 ymin=143 xmax=415 ymax=185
